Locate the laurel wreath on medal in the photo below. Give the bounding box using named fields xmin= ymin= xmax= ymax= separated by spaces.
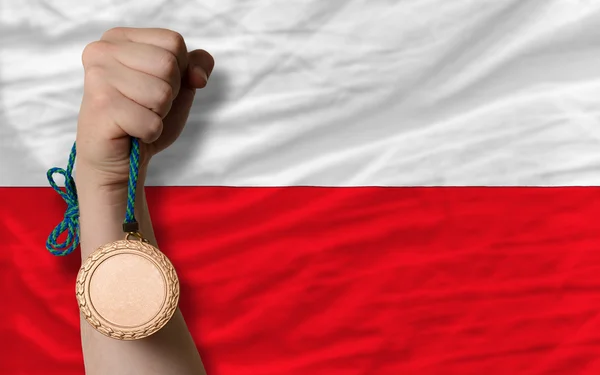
xmin=76 ymin=240 xmax=180 ymax=340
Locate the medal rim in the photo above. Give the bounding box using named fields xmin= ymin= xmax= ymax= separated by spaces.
xmin=76 ymin=239 xmax=179 ymax=340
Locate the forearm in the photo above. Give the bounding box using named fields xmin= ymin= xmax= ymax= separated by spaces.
xmin=76 ymin=163 xmax=205 ymax=375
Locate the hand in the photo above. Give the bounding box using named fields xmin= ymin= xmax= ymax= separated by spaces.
xmin=75 ymin=27 xmax=214 ymax=188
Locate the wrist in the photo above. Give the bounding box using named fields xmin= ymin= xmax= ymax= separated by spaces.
xmin=75 ymin=161 xmax=149 ymax=259
xmin=75 ymin=158 xmax=149 ymax=196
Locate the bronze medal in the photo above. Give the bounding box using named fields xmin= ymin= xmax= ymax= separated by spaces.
xmin=76 ymin=233 xmax=179 ymax=340
xmin=47 ymin=138 xmax=178 ymax=340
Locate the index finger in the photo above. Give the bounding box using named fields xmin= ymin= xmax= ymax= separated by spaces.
xmin=101 ymin=27 xmax=189 ymax=77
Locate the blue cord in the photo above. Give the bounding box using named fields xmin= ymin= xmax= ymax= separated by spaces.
xmin=46 ymin=138 xmax=140 ymax=256
xmin=126 ymin=137 xmax=140 ymax=226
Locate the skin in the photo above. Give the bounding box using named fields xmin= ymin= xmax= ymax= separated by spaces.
xmin=74 ymin=27 xmax=214 ymax=375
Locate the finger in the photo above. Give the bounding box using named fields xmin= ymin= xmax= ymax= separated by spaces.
xmin=82 ymin=41 xmax=180 ymax=98
xmin=101 ymin=27 xmax=188 ymax=78
xmin=106 ymin=60 xmax=174 ymax=118
xmin=189 ymin=49 xmax=214 ymax=78
xmin=186 ymin=49 xmax=215 ymax=89
xmin=110 ymin=41 xmax=181 ymax=98
xmin=154 ymin=85 xmax=196 ymax=153
xmin=88 ymin=85 xmax=164 ymax=144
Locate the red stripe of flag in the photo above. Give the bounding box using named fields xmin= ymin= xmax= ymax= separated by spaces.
xmin=2 ymin=187 xmax=600 ymax=374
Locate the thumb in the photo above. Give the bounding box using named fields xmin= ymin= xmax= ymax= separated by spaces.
xmin=152 ymin=49 xmax=214 ymax=154
xmin=186 ymin=49 xmax=215 ymax=89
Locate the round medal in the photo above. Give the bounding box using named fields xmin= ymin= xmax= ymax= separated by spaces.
xmin=47 ymin=138 xmax=180 ymax=340
xmin=76 ymin=234 xmax=179 ymax=340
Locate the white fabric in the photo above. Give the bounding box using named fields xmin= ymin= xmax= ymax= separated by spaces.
xmin=1 ymin=0 xmax=600 ymax=187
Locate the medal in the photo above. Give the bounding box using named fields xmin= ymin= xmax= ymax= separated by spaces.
xmin=46 ymin=138 xmax=179 ymax=340
xmin=76 ymin=232 xmax=179 ymax=340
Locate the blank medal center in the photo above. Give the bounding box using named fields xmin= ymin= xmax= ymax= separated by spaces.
xmin=90 ymin=253 xmax=166 ymax=327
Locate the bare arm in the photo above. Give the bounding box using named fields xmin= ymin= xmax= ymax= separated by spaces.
xmin=70 ymin=27 xmax=213 ymax=374
xmin=76 ymin=164 xmax=206 ymax=375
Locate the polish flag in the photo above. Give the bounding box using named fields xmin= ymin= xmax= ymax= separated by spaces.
xmin=3 ymin=2 xmax=600 ymax=374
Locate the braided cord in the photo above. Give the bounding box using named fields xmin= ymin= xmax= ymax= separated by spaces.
xmin=125 ymin=137 xmax=140 ymax=225
xmin=46 ymin=137 xmax=140 ymax=256
xmin=46 ymin=142 xmax=78 ymax=256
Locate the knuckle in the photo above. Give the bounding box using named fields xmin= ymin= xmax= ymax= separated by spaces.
xmin=84 ymin=66 xmax=107 ymax=88
xmin=165 ymin=31 xmax=185 ymax=53
xmin=146 ymin=114 xmax=163 ymax=139
xmin=171 ymin=79 xmax=181 ymax=98
xmin=88 ymin=90 xmax=112 ymax=111
xmin=81 ymin=41 xmax=110 ymax=67
xmin=157 ymin=51 xmax=179 ymax=77
xmin=83 ymin=67 xmax=112 ymax=110
xmin=155 ymin=81 xmax=174 ymax=106
xmin=101 ymin=27 xmax=124 ymax=40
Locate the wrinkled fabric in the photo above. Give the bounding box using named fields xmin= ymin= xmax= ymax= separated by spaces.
xmin=4 ymin=186 xmax=600 ymax=375
xmin=1 ymin=1 xmax=600 ymax=186
xmin=3 ymin=1 xmax=600 ymax=375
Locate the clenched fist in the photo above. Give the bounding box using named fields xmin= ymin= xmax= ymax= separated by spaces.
xmin=76 ymin=27 xmax=214 ymax=187
xmin=68 ymin=30 xmax=211 ymax=374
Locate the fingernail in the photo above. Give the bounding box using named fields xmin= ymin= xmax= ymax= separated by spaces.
xmin=206 ymin=60 xmax=214 ymax=79
xmin=194 ymin=65 xmax=208 ymax=82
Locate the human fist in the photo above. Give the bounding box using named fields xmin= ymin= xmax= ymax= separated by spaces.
xmin=75 ymin=27 xmax=214 ymax=187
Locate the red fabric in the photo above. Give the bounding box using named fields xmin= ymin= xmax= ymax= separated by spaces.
xmin=2 ymin=186 xmax=600 ymax=374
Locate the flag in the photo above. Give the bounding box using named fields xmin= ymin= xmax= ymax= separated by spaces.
xmin=2 ymin=1 xmax=600 ymax=374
